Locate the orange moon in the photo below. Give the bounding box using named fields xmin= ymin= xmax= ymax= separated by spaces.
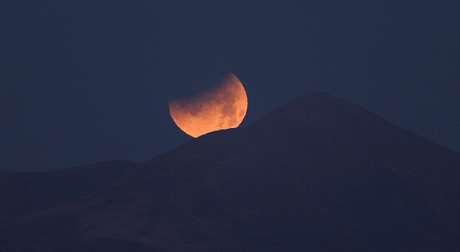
xmin=168 ymin=73 xmax=248 ymax=138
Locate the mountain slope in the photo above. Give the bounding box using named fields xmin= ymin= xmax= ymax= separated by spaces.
xmin=1 ymin=93 xmax=458 ymax=251
xmin=0 ymin=160 xmax=135 ymax=219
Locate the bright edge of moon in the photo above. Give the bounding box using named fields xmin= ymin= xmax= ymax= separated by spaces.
xmin=168 ymin=73 xmax=248 ymax=138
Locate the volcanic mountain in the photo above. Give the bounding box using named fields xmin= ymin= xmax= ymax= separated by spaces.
xmin=1 ymin=93 xmax=458 ymax=251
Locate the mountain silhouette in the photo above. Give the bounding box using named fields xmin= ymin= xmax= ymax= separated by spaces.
xmin=1 ymin=93 xmax=458 ymax=251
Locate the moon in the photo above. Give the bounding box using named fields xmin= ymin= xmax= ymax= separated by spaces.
xmin=169 ymin=73 xmax=248 ymax=138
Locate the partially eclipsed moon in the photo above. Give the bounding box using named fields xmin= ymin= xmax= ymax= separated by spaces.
xmin=169 ymin=73 xmax=248 ymax=138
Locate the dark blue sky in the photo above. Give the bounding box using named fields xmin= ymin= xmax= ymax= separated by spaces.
xmin=1 ymin=0 xmax=459 ymax=171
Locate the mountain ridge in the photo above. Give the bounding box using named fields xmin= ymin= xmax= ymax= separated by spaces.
xmin=1 ymin=93 xmax=458 ymax=251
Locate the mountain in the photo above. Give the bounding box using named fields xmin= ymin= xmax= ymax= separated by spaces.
xmin=1 ymin=93 xmax=458 ymax=251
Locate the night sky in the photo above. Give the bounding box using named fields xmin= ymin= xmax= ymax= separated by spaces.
xmin=1 ymin=0 xmax=459 ymax=171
